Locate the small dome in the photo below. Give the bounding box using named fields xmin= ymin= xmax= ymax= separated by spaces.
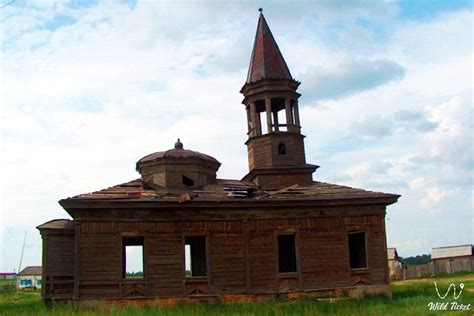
xmin=136 ymin=139 xmax=221 ymax=190
xmin=137 ymin=139 xmax=220 ymax=166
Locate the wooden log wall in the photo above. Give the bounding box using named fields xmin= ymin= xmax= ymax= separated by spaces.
xmin=73 ymin=208 xmax=389 ymax=300
xmin=42 ymin=233 xmax=75 ymax=300
xmin=147 ymin=233 xmax=182 ymax=296
xmin=78 ymin=232 xmax=121 ymax=299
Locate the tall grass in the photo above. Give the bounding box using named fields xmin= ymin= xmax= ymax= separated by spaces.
xmin=1 ymin=273 xmax=472 ymax=316
xmin=0 ymin=279 xmax=16 ymax=286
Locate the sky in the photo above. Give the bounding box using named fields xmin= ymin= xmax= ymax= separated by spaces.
xmin=0 ymin=0 xmax=472 ymax=272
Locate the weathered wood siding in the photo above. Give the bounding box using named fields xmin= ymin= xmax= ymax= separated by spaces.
xmin=248 ymin=229 xmax=277 ymax=294
xmin=79 ymin=224 xmax=120 ymax=299
xmin=209 ymin=232 xmax=247 ymax=294
xmin=433 ymin=256 xmax=474 ymax=274
xmin=73 ymin=208 xmax=389 ymax=300
xmin=147 ymin=233 xmax=182 ymax=297
xmin=300 ymin=217 xmax=350 ymax=289
xmin=42 ymin=233 xmax=75 ymax=300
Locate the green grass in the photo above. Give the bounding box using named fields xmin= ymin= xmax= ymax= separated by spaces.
xmin=0 ymin=279 xmax=16 ymax=286
xmin=0 ymin=273 xmax=472 ymax=315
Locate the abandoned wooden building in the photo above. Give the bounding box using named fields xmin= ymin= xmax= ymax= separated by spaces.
xmin=432 ymin=244 xmax=474 ymax=274
xmin=387 ymin=247 xmax=405 ymax=281
xmin=37 ymin=11 xmax=399 ymax=307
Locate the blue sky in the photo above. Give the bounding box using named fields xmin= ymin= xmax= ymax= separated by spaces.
xmin=0 ymin=0 xmax=472 ymax=272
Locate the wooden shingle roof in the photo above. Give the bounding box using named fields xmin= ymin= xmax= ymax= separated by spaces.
xmin=246 ymin=11 xmax=293 ymax=84
xmin=63 ymin=178 xmax=399 ymax=203
xmin=137 ymin=145 xmax=220 ymax=167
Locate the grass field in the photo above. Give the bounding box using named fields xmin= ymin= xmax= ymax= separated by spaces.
xmin=0 ymin=273 xmax=472 ymax=315
xmin=0 ymin=279 xmax=16 ymax=286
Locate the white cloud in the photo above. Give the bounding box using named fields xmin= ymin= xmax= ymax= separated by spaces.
xmin=398 ymin=239 xmax=427 ymax=253
xmin=408 ymin=177 xmax=425 ymax=190
xmin=423 ymin=96 xmax=473 ymax=170
xmin=301 ymin=59 xmax=405 ymax=101
xmin=420 ymin=187 xmax=452 ymax=209
xmin=351 ymin=114 xmax=393 ymax=138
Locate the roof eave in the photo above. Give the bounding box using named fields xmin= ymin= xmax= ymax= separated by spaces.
xmin=59 ymin=194 xmax=399 ymax=212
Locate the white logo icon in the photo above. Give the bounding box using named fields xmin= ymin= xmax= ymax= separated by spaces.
xmin=434 ymin=281 xmax=464 ymax=300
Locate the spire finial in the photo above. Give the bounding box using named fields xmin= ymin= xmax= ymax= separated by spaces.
xmin=258 ymin=8 xmax=263 ymax=13
xmin=174 ymin=138 xmax=183 ymax=149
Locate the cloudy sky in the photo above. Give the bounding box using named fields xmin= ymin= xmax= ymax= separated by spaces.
xmin=0 ymin=0 xmax=472 ymax=272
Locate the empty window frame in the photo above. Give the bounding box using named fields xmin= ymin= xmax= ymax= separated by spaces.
xmin=348 ymin=232 xmax=367 ymax=269
xmin=278 ymin=234 xmax=297 ymax=273
xmin=122 ymin=237 xmax=145 ymax=279
xmin=182 ymin=175 xmax=194 ymax=187
xmin=278 ymin=143 xmax=287 ymax=155
xmin=185 ymin=236 xmax=207 ymax=277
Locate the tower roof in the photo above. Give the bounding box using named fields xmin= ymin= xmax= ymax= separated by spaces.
xmin=246 ymin=11 xmax=293 ymax=84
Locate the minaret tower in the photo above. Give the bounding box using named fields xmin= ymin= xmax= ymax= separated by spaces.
xmin=241 ymin=9 xmax=318 ymax=189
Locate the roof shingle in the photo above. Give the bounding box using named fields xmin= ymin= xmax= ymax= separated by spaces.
xmin=64 ymin=178 xmax=399 ymax=203
xmin=246 ymin=12 xmax=292 ymax=84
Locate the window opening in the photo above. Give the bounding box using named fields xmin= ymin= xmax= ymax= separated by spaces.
xmin=185 ymin=236 xmax=207 ymax=277
xmin=123 ymin=237 xmax=144 ymax=279
xmin=278 ymin=234 xmax=297 ymax=273
xmin=182 ymin=175 xmax=194 ymax=187
xmin=348 ymin=232 xmax=367 ymax=269
xmin=278 ymin=143 xmax=287 ymax=155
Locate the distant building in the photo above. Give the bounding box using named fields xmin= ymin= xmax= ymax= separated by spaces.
xmin=387 ymin=248 xmax=405 ymax=280
xmin=17 ymin=266 xmax=42 ymax=289
xmin=432 ymin=245 xmax=473 ymax=274
xmin=0 ymin=272 xmax=16 ymax=279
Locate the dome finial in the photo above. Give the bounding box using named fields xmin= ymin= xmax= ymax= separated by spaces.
xmin=258 ymin=7 xmax=263 ymax=13
xmin=174 ymin=138 xmax=183 ymax=149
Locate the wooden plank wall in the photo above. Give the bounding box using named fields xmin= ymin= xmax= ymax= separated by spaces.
xmin=79 ymin=224 xmax=120 ymax=299
xmin=248 ymin=229 xmax=276 ymax=294
xmin=74 ymin=211 xmax=388 ymax=299
xmin=147 ymin=233 xmax=182 ymax=296
xmin=300 ymin=217 xmax=350 ymax=289
xmin=209 ymin=232 xmax=246 ymax=294
xmin=43 ymin=233 xmax=75 ymax=299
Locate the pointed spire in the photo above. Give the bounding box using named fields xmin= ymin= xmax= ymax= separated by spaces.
xmin=246 ymin=10 xmax=292 ymax=84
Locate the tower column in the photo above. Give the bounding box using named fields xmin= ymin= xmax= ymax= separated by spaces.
xmin=294 ymin=100 xmax=301 ymax=130
xmin=273 ymin=111 xmax=279 ymax=131
xmin=285 ymin=98 xmax=294 ymax=132
xmin=265 ymin=99 xmax=272 ymax=133
xmin=246 ymin=105 xmax=251 ymax=135
xmin=255 ymin=108 xmax=262 ymax=135
xmin=250 ymin=102 xmax=260 ymax=137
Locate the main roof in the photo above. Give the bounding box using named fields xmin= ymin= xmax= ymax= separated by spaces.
xmin=60 ymin=178 xmax=399 ymax=205
xmin=246 ymin=12 xmax=292 ymax=84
